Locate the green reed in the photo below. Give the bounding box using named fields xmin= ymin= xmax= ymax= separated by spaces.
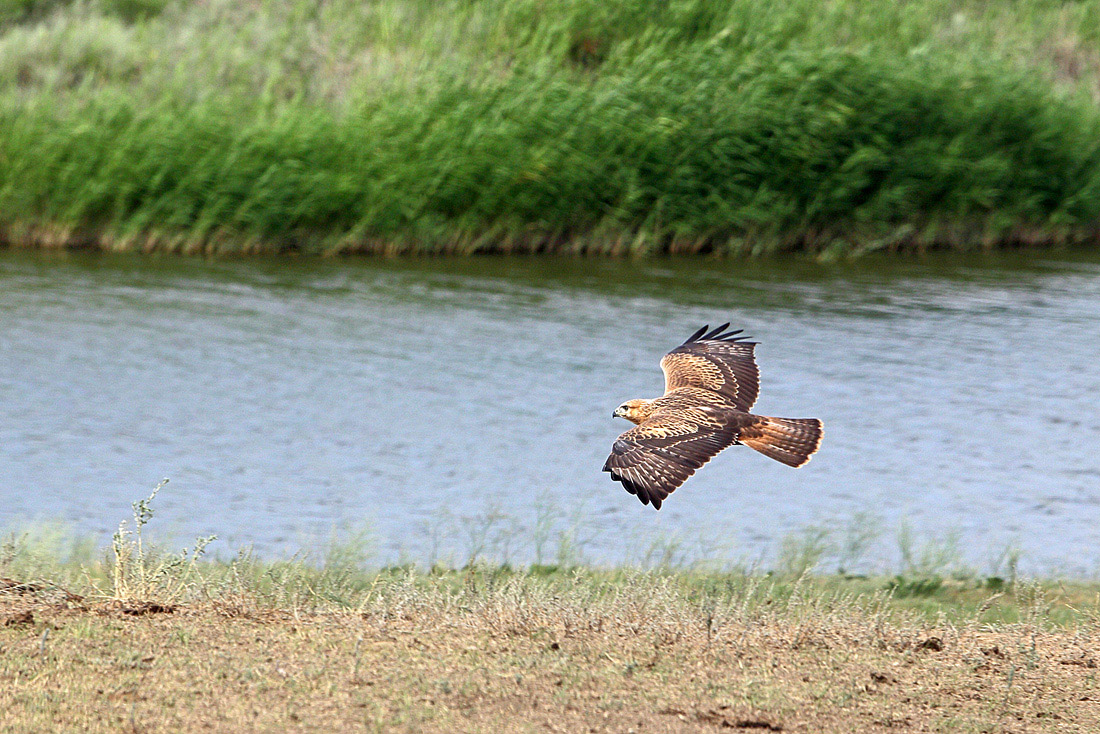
xmin=2 ymin=0 xmax=1100 ymax=255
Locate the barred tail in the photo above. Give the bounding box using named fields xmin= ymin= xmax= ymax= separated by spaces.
xmin=740 ymin=416 xmax=823 ymax=467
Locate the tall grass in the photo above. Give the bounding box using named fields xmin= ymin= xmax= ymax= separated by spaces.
xmin=2 ymin=0 xmax=1100 ymax=255
xmin=0 ymin=478 xmax=1054 ymax=613
xmin=0 ymin=518 xmax=1091 ymax=627
xmin=0 ymin=479 xmax=1091 ymax=637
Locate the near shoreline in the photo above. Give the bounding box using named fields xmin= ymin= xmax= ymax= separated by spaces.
xmin=4 ymin=486 xmax=1099 ymax=731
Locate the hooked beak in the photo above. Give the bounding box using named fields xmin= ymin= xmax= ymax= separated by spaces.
xmin=612 ymin=407 xmax=624 ymax=418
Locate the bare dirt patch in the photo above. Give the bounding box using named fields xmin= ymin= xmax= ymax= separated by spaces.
xmin=2 ymin=595 xmax=1099 ymax=733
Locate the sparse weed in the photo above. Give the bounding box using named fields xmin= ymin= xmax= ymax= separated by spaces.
xmin=106 ymin=479 xmax=216 ymax=603
xmin=777 ymin=525 xmax=832 ymax=578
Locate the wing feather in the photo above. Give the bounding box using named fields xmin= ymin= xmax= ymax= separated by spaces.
xmin=661 ymin=324 xmax=760 ymax=411
xmin=602 ymin=409 xmax=739 ymax=510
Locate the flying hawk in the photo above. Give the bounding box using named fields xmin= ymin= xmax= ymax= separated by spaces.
xmin=603 ymin=324 xmax=822 ymax=509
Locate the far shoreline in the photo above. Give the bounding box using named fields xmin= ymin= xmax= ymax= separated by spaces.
xmin=3 ymin=221 xmax=1099 ymax=259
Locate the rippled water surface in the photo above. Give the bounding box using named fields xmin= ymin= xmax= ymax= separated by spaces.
xmin=2 ymin=249 xmax=1099 ymax=573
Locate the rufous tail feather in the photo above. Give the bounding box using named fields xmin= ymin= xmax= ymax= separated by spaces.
xmin=740 ymin=417 xmax=823 ymax=467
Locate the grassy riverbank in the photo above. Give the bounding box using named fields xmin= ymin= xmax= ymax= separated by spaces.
xmin=4 ymin=511 xmax=1100 ymax=731
xmin=3 ymin=0 xmax=1100 ymax=256
xmin=4 ymin=561 xmax=1100 ymax=732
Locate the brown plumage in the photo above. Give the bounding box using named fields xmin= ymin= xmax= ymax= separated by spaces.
xmin=603 ymin=324 xmax=823 ymax=509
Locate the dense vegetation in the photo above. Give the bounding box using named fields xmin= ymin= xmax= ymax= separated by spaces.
xmin=3 ymin=0 xmax=1100 ymax=255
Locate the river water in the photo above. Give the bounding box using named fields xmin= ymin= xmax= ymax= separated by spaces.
xmin=2 ymin=249 xmax=1099 ymax=574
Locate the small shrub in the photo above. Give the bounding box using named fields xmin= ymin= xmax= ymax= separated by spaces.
xmin=101 ymin=0 xmax=171 ymax=23
xmin=886 ymin=574 xmax=944 ymax=598
xmin=0 ymin=0 xmax=75 ymax=26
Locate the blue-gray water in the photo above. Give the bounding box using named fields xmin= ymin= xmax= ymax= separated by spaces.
xmin=2 ymin=250 xmax=1099 ymax=574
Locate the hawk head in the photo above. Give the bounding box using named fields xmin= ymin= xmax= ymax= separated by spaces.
xmin=613 ymin=399 xmax=655 ymax=424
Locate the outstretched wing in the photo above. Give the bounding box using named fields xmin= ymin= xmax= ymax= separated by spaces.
xmin=602 ymin=409 xmax=739 ymax=510
xmin=660 ymin=323 xmax=760 ymax=411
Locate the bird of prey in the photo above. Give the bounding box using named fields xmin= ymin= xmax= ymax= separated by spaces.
xmin=603 ymin=324 xmax=822 ymax=510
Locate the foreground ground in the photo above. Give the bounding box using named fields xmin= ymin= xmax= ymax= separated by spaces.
xmin=3 ymin=567 xmax=1100 ymax=733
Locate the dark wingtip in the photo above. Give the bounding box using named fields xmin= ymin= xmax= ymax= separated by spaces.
xmin=703 ymin=322 xmax=731 ymax=339
xmin=627 ymin=478 xmax=650 ymax=505
xmin=682 ymin=325 xmax=709 ymax=345
xmin=686 ymin=322 xmax=756 ymax=344
xmin=712 ymin=326 xmax=754 ymax=343
xmin=609 ymin=473 xmax=670 ymax=510
xmin=616 ymin=475 xmax=637 ymax=495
